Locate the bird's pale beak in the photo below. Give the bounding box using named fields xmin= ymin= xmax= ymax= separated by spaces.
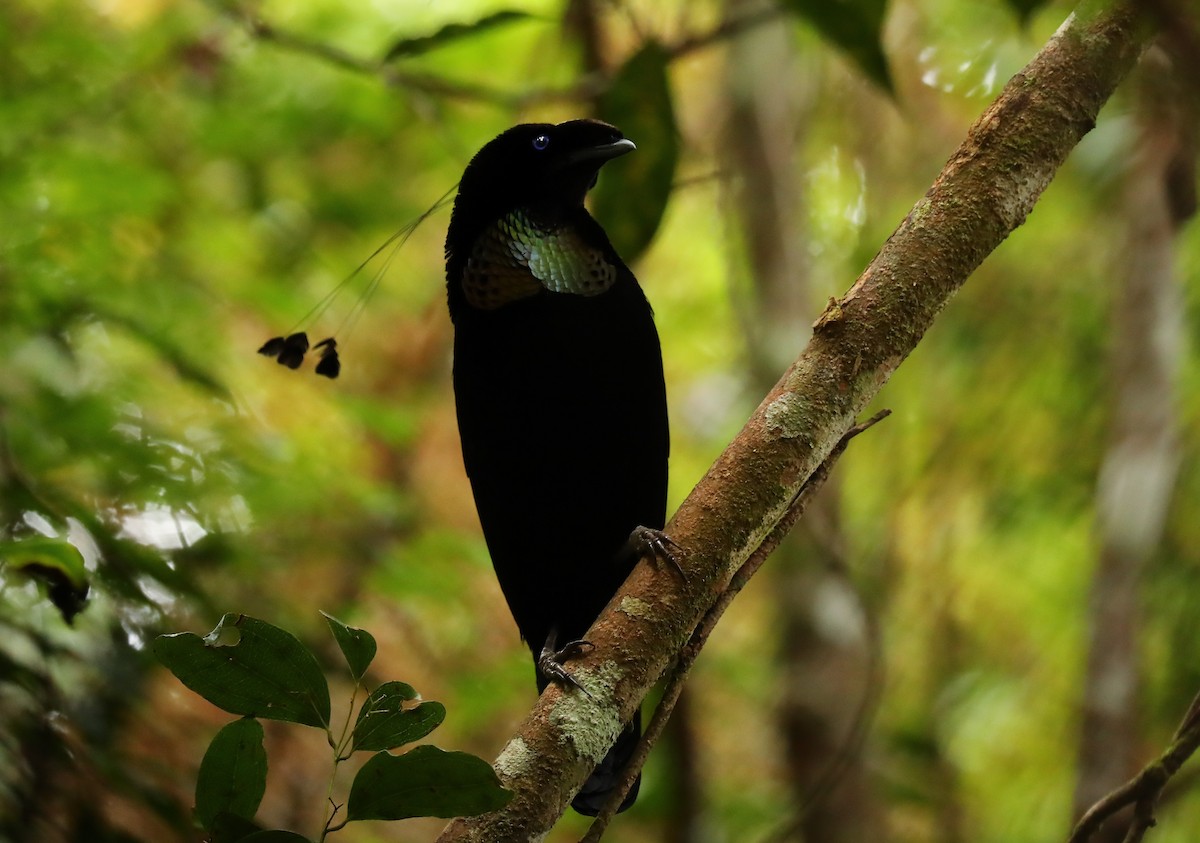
xmin=568 ymin=137 xmax=637 ymax=165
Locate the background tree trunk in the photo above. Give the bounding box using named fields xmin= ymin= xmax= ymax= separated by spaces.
xmin=1072 ymin=43 xmax=1195 ymax=841
xmin=722 ymin=5 xmax=883 ymax=840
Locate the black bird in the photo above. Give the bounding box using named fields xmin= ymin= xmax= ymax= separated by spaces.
xmin=445 ymin=119 xmax=672 ymax=816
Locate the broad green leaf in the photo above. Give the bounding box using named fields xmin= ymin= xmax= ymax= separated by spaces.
xmin=782 ymin=0 xmax=893 ymax=94
xmin=383 ymin=11 xmax=532 ymax=61
xmin=152 ymin=614 xmax=331 ymax=728
xmin=0 ymin=537 xmax=89 ymax=623
xmin=346 ymin=746 xmax=512 ymax=821
xmin=236 ymin=832 xmax=314 ymax=843
xmin=195 ymin=718 xmax=267 ymax=830
xmin=320 ymin=611 xmax=377 ymax=682
xmin=352 ymin=681 xmax=446 ymax=752
xmin=592 ymin=41 xmax=679 ymax=262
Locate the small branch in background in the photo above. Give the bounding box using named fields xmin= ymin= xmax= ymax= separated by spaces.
xmin=248 ymin=18 xmax=373 ymax=74
xmin=579 ymin=410 xmax=891 ymax=843
xmin=665 ymin=5 xmax=784 ymax=59
xmin=1068 ymin=689 xmax=1200 ymax=843
xmin=205 ymin=0 xmax=788 ymax=108
xmin=204 ymin=0 xmax=565 ymax=105
xmin=247 ymin=16 xmax=552 ymax=105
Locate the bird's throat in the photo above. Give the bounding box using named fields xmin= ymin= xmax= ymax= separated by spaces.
xmin=461 ymin=210 xmax=617 ymax=310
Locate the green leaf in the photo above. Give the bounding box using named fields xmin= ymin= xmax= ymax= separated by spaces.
xmin=152 ymin=614 xmax=331 ymax=728
xmin=592 ymin=40 xmax=679 ymax=262
xmin=346 ymin=746 xmax=512 ymax=821
xmin=352 ymin=681 xmax=446 ymax=752
xmin=195 ymin=718 xmax=268 ymax=830
xmin=383 ymin=11 xmax=532 ymax=61
xmin=320 ymin=611 xmax=377 ymax=682
xmin=235 ymin=832 xmax=314 ymax=843
xmin=781 ymin=0 xmax=893 ymax=94
xmin=0 ymin=537 xmax=90 ymax=623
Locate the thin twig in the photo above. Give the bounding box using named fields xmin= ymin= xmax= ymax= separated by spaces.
xmin=249 ymin=19 xmax=376 ymax=74
xmin=207 ymin=0 xmax=786 ymax=107
xmin=1069 ymin=688 xmax=1200 ymax=843
xmin=579 ymin=410 xmax=891 ymax=843
xmin=664 ymin=5 xmax=784 ymax=59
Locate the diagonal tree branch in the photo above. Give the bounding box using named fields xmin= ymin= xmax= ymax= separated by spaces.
xmin=437 ymin=2 xmax=1150 ymax=840
xmin=580 ymin=409 xmax=892 ymax=842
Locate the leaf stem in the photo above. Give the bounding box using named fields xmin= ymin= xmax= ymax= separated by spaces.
xmin=333 ymin=683 xmax=360 ymax=758
xmin=319 ymin=684 xmax=361 ymax=841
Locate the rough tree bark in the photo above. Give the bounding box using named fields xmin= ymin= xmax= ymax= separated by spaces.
xmin=437 ymin=4 xmax=1148 ymax=840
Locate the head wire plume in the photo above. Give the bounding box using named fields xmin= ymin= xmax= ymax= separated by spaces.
xmin=258 ymin=183 xmax=458 ymax=378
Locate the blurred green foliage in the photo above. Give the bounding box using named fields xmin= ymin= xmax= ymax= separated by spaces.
xmin=2 ymin=0 xmax=1200 ymax=842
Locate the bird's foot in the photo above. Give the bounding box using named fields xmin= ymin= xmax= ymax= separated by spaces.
xmin=538 ymin=629 xmax=595 ymax=699
xmin=627 ymin=525 xmax=686 ymax=580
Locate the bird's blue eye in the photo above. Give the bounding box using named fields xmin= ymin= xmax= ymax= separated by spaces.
xmin=532 ymin=134 xmax=550 ymax=151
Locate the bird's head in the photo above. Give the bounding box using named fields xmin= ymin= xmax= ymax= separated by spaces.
xmin=450 ymin=119 xmax=635 ymax=233
xmin=445 ymin=120 xmax=636 ymax=316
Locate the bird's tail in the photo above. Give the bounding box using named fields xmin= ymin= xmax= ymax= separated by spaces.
xmin=571 ymin=708 xmax=641 ymax=816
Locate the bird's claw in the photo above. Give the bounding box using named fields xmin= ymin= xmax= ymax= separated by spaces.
xmin=538 ymin=631 xmax=595 ymax=699
xmin=628 ymin=525 xmax=686 ymax=581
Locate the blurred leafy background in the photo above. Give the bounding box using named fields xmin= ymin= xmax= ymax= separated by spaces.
xmin=2 ymin=0 xmax=1199 ymax=841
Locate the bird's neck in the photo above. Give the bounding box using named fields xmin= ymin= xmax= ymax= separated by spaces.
xmin=451 ymin=207 xmax=619 ymax=312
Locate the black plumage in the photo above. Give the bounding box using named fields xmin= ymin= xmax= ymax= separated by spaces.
xmin=445 ymin=119 xmax=670 ymax=816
